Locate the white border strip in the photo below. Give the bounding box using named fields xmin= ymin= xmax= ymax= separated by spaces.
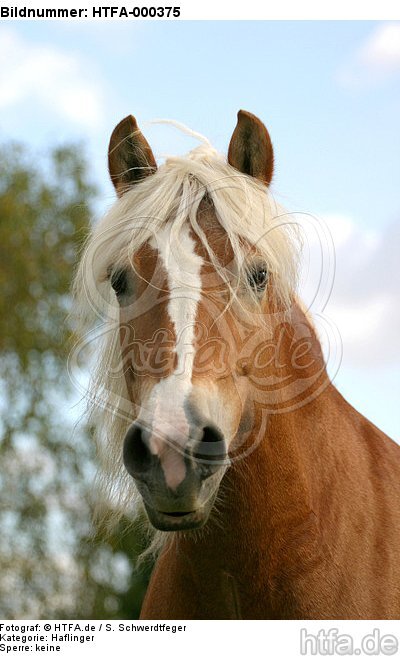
xmin=0 ymin=620 xmax=399 ymax=655
xmin=1 ymin=0 xmax=400 ymax=20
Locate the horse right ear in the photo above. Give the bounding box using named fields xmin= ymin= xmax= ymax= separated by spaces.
xmin=108 ymin=115 xmax=157 ymax=196
xmin=228 ymin=110 xmax=274 ymax=186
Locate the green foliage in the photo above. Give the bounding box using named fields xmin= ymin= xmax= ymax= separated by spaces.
xmin=0 ymin=142 xmax=151 ymax=619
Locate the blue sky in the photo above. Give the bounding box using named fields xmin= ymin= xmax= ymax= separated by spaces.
xmin=1 ymin=20 xmax=399 ymax=438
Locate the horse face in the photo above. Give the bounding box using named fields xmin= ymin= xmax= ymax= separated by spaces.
xmin=107 ymin=111 xmax=275 ymax=531
xmin=113 ymin=219 xmax=246 ymax=531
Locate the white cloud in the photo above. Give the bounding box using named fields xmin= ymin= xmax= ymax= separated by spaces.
xmin=300 ymin=212 xmax=400 ymax=368
xmin=337 ymin=22 xmax=400 ymax=87
xmin=360 ymin=23 xmax=400 ymax=74
xmin=0 ymin=28 xmax=105 ymax=129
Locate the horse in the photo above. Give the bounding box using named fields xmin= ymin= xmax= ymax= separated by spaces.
xmin=73 ymin=110 xmax=400 ymax=619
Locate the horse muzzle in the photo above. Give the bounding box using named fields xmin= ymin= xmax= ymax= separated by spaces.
xmin=123 ymin=420 xmax=229 ymax=531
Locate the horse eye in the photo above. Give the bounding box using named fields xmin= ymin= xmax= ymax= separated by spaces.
xmin=110 ymin=269 xmax=128 ymax=297
xmin=248 ymin=266 xmax=269 ymax=292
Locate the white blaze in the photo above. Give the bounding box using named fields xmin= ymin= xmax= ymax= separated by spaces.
xmin=139 ymin=222 xmax=203 ymax=490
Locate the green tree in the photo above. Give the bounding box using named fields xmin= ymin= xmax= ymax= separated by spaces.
xmin=0 ymin=142 xmax=151 ymax=619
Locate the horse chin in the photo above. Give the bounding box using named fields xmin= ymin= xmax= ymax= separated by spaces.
xmin=144 ymin=499 xmax=214 ymax=532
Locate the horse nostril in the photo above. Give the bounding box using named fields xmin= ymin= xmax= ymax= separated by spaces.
xmin=194 ymin=425 xmax=226 ymax=465
xmin=123 ymin=424 xmax=153 ymax=477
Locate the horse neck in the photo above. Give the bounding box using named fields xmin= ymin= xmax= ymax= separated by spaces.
xmin=176 ymin=302 xmax=345 ymax=588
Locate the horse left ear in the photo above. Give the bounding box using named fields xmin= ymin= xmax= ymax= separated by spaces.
xmin=228 ymin=110 xmax=274 ymax=186
xmin=108 ymin=115 xmax=157 ymax=196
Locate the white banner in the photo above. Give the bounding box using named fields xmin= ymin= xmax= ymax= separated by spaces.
xmin=0 ymin=0 xmax=400 ymax=20
xmin=0 ymin=620 xmax=400 ymax=655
